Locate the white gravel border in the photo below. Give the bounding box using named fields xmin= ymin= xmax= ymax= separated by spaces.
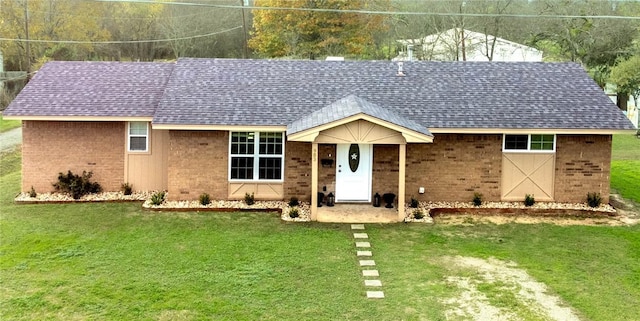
xmin=15 ymin=192 xmax=614 ymax=224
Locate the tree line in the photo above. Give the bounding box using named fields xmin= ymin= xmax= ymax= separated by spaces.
xmin=1 ymin=0 xmax=639 ymax=109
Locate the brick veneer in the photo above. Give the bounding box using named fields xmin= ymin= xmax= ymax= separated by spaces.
xmin=554 ymin=135 xmax=612 ymax=203
xmin=372 ymin=145 xmax=399 ymax=198
xmin=21 ymin=121 xmax=125 ymax=192
xmin=406 ymin=134 xmax=503 ymax=202
xmin=284 ymin=141 xmax=312 ymax=201
xmin=167 ymin=130 xmax=228 ymax=201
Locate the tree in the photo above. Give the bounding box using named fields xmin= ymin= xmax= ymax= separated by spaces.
xmin=610 ymin=55 xmax=640 ymax=111
xmin=0 ymin=0 xmax=110 ymax=71
xmin=249 ymin=0 xmax=390 ymax=59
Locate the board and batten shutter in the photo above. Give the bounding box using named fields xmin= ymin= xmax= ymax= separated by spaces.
xmin=501 ymin=153 xmax=555 ymax=201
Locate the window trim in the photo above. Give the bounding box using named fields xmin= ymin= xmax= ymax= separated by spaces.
xmin=127 ymin=122 xmax=149 ymax=153
xmin=502 ymin=134 xmax=556 ymax=153
xmin=228 ymin=131 xmax=285 ymax=182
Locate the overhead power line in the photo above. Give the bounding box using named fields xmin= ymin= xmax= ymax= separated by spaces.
xmin=96 ymin=0 xmax=640 ymax=20
xmin=0 ymin=26 xmax=243 ymax=44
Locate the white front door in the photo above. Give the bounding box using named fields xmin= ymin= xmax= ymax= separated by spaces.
xmin=335 ymin=144 xmax=372 ymax=202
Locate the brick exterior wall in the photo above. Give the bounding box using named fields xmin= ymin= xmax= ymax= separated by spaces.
xmin=372 ymin=145 xmax=399 ymax=198
xmin=284 ymin=141 xmax=312 ymax=201
xmin=406 ymin=134 xmax=503 ymax=202
xmin=21 ymin=121 xmax=125 ymax=192
xmin=316 ymin=144 xmax=336 ymax=199
xmin=167 ymin=130 xmax=228 ymax=201
xmin=554 ymin=135 xmax=612 ymax=203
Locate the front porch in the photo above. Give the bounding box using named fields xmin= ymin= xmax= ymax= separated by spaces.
xmin=316 ymin=204 xmax=399 ymax=223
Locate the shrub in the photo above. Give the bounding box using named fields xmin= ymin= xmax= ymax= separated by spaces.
xmin=122 ymin=182 xmax=133 ymax=195
xmin=288 ymin=197 xmax=299 ymax=207
xmin=199 ymin=193 xmax=211 ymax=206
xmin=413 ymin=209 xmax=425 ymax=220
xmin=410 ymin=196 xmax=419 ymax=208
xmin=53 ymin=170 xmax=102 ymax=199
xmin=289 ymin=207 xmax=299 ymax=218
xmin=150 ymin=191 xmax=166 ymax=206
xmin=28 ymin=186 xmax=37 ymax=198
xmin=587 ymin=192 xmax=602 ymax=208
xmin=472 ymin=192 xmax=483 ymax=207
xmin=524 ymin=194 xmax=535 ymax=207
xmin=244 ymin=192 xmax=255 ymax=205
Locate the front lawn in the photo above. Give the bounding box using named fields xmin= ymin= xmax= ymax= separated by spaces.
xmin=1 ymin=148 xmax=640 ymax=320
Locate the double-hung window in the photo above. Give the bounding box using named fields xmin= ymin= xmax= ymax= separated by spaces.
xmin=128 ymin=122 xmax=149 ymax=152
xmin=230 ymin=132 xmax=284 ymax=181
xmin=503 ymin=134 xmax=555 ymax=152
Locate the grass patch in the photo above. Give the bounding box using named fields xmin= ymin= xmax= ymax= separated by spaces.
xmin=612 ymin=134 xmax=640 ymax=161
xmin=611 ymin=160 xmax=640 ymax=203
xmin=0 ymin=114 xmax=21 ymax=133
xmin=611 ymin=134 xmax=640 ymax=203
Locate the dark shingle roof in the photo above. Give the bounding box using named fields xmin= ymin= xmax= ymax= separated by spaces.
xmin=4 ymin=61 xmax=174 ymax=118
xmin=6 ymin=58 xmax=634 ymax=131
xmin=154 ymin=58 xmax=634 ymax=130
xmin=287 ymin=95 xmax=431 ymax=135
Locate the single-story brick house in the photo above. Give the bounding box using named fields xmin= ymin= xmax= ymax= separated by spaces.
xmin=3 ymin=58 xmax=635 ymax=221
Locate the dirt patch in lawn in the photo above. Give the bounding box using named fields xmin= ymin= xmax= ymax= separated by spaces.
xmin=442 ymin=256 xmax=582 ymax=321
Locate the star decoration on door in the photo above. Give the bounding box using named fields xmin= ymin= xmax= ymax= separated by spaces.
xmin=351 ymin=153 xmax=358 ymax=160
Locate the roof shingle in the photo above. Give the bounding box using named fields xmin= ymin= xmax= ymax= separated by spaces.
xmin=4 ymin=61 xmax=174 ymax=118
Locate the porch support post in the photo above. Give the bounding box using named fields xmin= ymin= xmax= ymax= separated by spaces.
xmin=311 ymin=142 xmax=319 ymax=221
xmin=398 ymin=143 xmax=406 ymax=222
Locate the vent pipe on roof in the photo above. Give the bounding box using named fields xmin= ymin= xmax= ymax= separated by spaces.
xmin=397 ymin=62 xmax=405 ymax=77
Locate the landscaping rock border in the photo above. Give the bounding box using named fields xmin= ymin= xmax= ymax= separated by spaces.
xmin=15 ymin=192 xmax=617 ymax=224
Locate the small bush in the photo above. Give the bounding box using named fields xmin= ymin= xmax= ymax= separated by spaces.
xmin=524 ymin=194 xmax=535 ymax=207
xmin=53 ymin=170 xmax=102 ymax=199
xmin=150 ymin=191 xmax=166 ymax=206
xmin=28 ymin=186 xmax=37 ymax=198
xmin=199 ymin=193 xmax=211 ymax=206
xmin=587 ymin=192 xmax=602 ymax=208
xmin=472 ymin=192 xmax=483 ymax=207
xmin=413 ymin=209 xmax=425 ymax=220
xmin=289 ymin=207 xmax=300 ymax=218
xmin=410 ymin=196 xmax=419 ymax=208
xmin=245 ymin=192 xmax=255 ymax=205
xmin=288 ymin=197 xmax=299 ymax=207
xmin=122 ymin=182 xmax=133 ymax=195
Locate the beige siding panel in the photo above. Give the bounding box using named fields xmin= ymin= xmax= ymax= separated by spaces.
xmin=228 ymin=182 xmax=284 ymax=200
xmin=126 ymin=129 xmax=169 ymax=191
xmin=315 ymin=119 xmax=406 ymax=144
xmin=501 ymin=153 xmax=555 ymax=201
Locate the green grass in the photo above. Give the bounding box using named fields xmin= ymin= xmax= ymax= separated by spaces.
xmin=611 ymin=134 xmax=640 ymax=203
xmin=1 ymin=141 xmax=640 ymax=320
xmin=0 ymin=114 xmax=21 ymax=133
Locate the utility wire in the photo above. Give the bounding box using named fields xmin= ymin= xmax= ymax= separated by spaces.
xmin=0 ymin=26 xmax=243 ymax=44
xmin=96 ymin=0 xmax=640 ymax=20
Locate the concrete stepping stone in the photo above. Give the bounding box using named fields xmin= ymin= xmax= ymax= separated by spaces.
xmin=357 ymin=250 xmax=372 ymax=256
xmin=364 ymin=280 xmax=382 ymax=287
xmin=353 ymin=233 xmax=368 ymax=239
xmin=367 ymin=291 xmax=385 ymax=299
xmin=355 ymin=242 xmax=370 ymax=248
xmin=359 ymin=260 xmax=375 ymax=266
xmin=351 ymin=224 xmax=365 ymax=230
xmin=362 ymin=270 xmax=379 ymax=277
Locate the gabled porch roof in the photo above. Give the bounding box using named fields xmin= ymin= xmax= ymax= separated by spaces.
xmin=286 ymin=95 xmax=434 ymax=143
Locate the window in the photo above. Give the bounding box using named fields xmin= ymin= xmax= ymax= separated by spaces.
xmin=503 ymin=134 xmax=555 ymax=152
xmin=128 ymin=122 xmax=148 ymax=152
xmin=230 ymin=132 xmax=284 ymax=180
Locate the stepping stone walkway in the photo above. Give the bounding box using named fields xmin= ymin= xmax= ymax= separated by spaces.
xmin=351 ymin=224 xmax=385 ymax=299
